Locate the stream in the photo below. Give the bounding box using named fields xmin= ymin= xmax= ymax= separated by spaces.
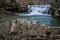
xmin=0 ymin=5 xmax=60 ymax=26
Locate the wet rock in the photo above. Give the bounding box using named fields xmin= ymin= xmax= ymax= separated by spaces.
xmin=0 ymin=34 xmax=5 ymax=40
xmin=54 ymin=8 xmax=60 ymax=18
xmin=10 ymin=20 xmax=17 ymax=33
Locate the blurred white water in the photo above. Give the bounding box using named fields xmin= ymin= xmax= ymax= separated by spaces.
xmin=19 ymin=5 xmax=52 ymax=16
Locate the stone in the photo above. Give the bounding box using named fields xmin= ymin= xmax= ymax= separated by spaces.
xmin=1 ymin=18 xmax=60 ymax=40
xmin=54 ymin=8 xmax=60 ymax=18
xmin=10 ymin=20 xmax=16 ymax=32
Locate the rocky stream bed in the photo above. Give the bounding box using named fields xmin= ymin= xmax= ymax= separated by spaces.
xmin=0 ymin=18 xmax=60 ymax=40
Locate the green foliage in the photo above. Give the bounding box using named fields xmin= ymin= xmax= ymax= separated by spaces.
xmin=55 ymin=0 xmax=58 ymax=2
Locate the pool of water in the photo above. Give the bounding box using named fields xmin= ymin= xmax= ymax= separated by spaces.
xmin=0 ymin=5 xmax=60 ymax=26
xmin=19 ymin=5 xmax=60 ymax=26
xmin=0 ymin=16 xmax=18 ymax=24
xmin=0 ymin=14 xmax=60 ymax=26
xmin=19 ymin=15 xmax=60 ymax=26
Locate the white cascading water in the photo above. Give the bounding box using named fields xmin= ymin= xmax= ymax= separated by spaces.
xmin=18 ymin=5 xmax=60 ymax=26
xmin=20 ymin=5 xmax=52 ymax=16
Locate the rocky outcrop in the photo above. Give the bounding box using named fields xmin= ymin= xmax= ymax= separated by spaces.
xmin=0 ymin=8 xmax=7 ymax=19
xmin=0 ymin=18 xmax=60 ymax=40
xmin=48 ymin=3 xmax=60 ymax=18
xmin=54 ymin=8 xmax=60 ymax=18
xmin=47 ymin=27 xmax=60 ymax=40
xmin=0 ymin=18 xmax=48 ymax=40
xmin=1 ymin=0 xmax=59 ymax=12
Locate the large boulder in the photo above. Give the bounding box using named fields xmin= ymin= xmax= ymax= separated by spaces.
xmin=54 ymin=8 xmax=60 ymax=18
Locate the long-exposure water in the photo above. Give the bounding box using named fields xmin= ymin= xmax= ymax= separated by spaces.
xmin=0 ymin=5 xmax=60 ymax=26
xmin=19 ymin=5 xmax=60 ymax=26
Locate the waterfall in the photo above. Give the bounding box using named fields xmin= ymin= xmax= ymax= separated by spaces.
xmin=19 ymin=5 xmax=52 ymax=16
xmin=18 ymin=5 xmax=60 ymax=26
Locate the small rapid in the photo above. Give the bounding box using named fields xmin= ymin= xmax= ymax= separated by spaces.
xmin=19 ymin=5 xmax=52 ymax=16
xmin=19 ymin=5 xmax=60 ymax=26
xmin=0 ymin=5 xmax=60 ymax=26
